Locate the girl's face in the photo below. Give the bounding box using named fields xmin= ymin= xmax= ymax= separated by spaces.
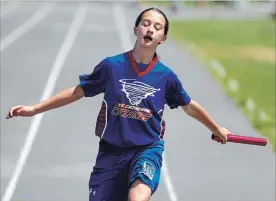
xmin=134 ymin=10 xmax=167 ymax=48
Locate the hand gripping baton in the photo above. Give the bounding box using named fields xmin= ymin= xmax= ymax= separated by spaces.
xmin=211 ymin=134 xmax=267 ymax=146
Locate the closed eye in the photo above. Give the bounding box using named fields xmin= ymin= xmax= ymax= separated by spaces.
xmin=155 ymin=24 xmax=162 ymax=30
xmin=142 ymin=20 xmax=163 ymax=31
xmin=142 ymin=20 xmax=150 ymax=26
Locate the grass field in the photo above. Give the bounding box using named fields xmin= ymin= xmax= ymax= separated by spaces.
xmin=169 ymin=18 xmax=275 ymax=150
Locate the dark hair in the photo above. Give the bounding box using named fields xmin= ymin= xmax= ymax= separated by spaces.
xmin=135 ymin=7 xmax=169 ymax=36
xmin=135 ymin=7 xmax=169 ymax=59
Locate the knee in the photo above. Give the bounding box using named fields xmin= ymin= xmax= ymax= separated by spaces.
xmin=128 ymin=178 xmax=151 ymax=201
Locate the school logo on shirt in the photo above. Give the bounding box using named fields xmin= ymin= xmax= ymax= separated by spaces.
xmin=110 ymin=79 xmax=160 ymax=121
xmin=119 ymin=79 xmax=160 ymax=106
xmin=111 ymin=103 xmax=153 ymax=121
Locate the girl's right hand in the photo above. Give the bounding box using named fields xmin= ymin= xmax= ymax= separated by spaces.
xmin=6 ymin=105 xmax=36 ymax=119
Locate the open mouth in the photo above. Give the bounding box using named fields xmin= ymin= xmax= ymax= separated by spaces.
xmin=143 ymin=35 xmax=153 ymax=42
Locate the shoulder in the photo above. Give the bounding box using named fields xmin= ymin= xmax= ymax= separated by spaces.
xmin=156 ymin=60 xmax=177 ymax=78
xmin=156 ymin=61 xmax=184 ymax=90
xmin=103 ymin=52 xmax=128 ymax=66
xmin=94 ymin=52 xmax=127 ymax=73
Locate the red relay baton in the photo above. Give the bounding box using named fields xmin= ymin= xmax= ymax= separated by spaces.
xmin=211 ymin=134 xmax=267 ymax=146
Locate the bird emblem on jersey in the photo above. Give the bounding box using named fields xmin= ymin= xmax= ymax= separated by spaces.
xmin=119 ymin=79 xmax=160 ymax=106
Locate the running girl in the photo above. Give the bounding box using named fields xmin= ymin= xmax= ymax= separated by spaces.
xmin=6 ymin=7 xmax=230 ymax=201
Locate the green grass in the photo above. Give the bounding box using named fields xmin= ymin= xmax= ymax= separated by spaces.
xmin=169 ymin=18 xmax=276 ymax=150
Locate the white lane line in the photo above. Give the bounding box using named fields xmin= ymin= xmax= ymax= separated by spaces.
xmin=112 ymin=4 xmax=178 ymax=201
xmin=1 ymin=4 xmax=88 ymax=201
xmin=1 ymin=1 xmax=18 ymax=18
xmin=0 ymin=2 xmax=55 ymax=52
xmin=112 ymin=4 xmax=132 ymax=52
xmin=162 ymin=154 xmax=178 ymax=201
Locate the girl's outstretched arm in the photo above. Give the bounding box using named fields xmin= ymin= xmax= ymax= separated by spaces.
xmin=6 ymin=85 xmax=84 ymax=119
xmin=181 ymin=99 xmax=230 ymax=144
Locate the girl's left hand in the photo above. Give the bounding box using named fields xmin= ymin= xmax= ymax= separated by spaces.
xmin=213 ymin=127 xmax=231 ymax=144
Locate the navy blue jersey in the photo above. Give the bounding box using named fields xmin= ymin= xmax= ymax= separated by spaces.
xmin=79 ymin=51 xmax=191 ymax=148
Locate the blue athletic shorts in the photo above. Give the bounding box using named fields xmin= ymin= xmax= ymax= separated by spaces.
xmin=88 ymin=140 xmax=164 ymax=201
